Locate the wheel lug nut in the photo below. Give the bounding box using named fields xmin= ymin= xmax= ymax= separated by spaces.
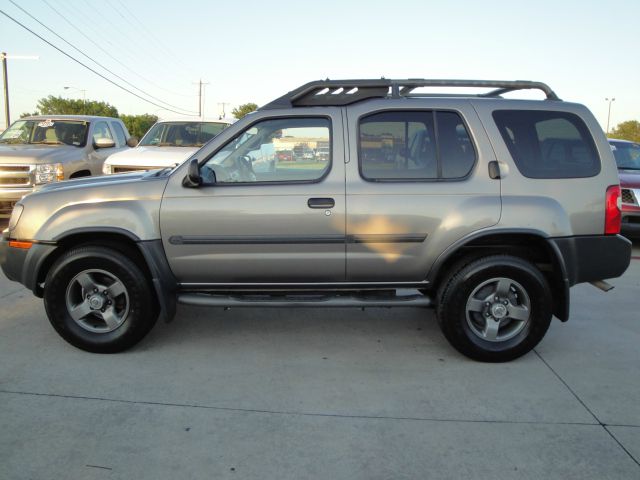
xmin=485 ymin=302 xmax=490 ymax=306
xmin=503 ymin=301 xmax=508 ymax=305
xmin=494 ymin=296 xmax=499 ymax=301
xmin=94 ymin=288 xmax=98 ymax=293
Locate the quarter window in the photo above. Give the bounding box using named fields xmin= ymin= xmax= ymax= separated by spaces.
xmin=359 ymin=111 xmax=475 ymax=181
xmin=492 ymin=110 xmax=600 ymax=178
xmin=202 ymin=118 xmax=331 ymax=184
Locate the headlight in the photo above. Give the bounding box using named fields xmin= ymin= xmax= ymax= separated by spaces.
xmin=35 ymin=163 xmax=64 ymax=184
xmin=8 ymin=204 xmax=23 ymax=231
xmin=102 ymin=163 xmax=112 ymax=175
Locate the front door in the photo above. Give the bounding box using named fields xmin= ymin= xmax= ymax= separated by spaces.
xmin=160 ymin=110 xmax=346 ymax=286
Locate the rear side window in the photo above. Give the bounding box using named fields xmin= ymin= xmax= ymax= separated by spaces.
xmin=359 ymin=110 xmax=476 ymax=181
xmin=492 ymin=110 xmax=600 ymax=178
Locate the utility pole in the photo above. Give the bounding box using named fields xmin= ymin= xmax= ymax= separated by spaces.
xmin=605 ymin=97 xmax=616 ymax=134
xmin=192 ymin=79 xmax=210 ymax=119
xmin=1 ymin=53 xmax=8 ymax=129
xmin=218 ymin=102 xmax=230 ymax=119
xmin=1 ymin=53 xmax=39 ymax=129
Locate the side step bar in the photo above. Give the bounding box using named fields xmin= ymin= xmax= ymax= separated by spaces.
xmin=178 ymin=291 xmax=432 ymax=308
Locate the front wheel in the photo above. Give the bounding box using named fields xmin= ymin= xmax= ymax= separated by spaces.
xmin=44 ymin=245 xmax=158 ymax=353
xmin=437 ymin=255 xmax=553 ymax=362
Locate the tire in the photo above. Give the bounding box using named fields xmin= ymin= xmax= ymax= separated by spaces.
xmin=436 ymin=255 xmax=552 ymax=362
xmin=44 ymin=245 xmax=158 ymax=353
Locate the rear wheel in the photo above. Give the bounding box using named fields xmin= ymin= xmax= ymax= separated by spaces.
xmin=437 ymin=255 xmax=552 ymax=362
xmin=44 ymin=245 xmax=158 ymax=353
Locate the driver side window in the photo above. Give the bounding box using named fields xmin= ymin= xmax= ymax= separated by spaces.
xmin=202 ymin=117 xmax=331 ymax=184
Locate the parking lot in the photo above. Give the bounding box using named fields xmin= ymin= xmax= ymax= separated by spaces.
xmin=0 ymin=241 xmax=638 ymax=479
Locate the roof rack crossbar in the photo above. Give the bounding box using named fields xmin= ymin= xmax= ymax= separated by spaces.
xmin=261 ymin=79 xmax=560 ymax=109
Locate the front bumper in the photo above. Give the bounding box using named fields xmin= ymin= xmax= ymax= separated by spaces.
xmin=0 ymin=230 xmax=57 ymax=295
xmin=0 ymin=187 xmax=33 ymax=219
xmin=621 ymin=204 xmax=640 ymax=238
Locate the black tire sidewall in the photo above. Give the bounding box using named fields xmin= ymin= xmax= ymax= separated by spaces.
xmin=44 ymin=246 xmax=156 ymax=353
xmin=439 ymin=256 xmax=552 ymax=362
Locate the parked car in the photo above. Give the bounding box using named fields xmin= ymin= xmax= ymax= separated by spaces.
xmin=0 ymin=115 xmax=133 ymax=219
xmin=0 ymin=79 xmax=631 ymax=361
xmin=609 ymin=139 xmax=640 ymax=238
xmin=102 ymin=119 xmax=230 ymax=174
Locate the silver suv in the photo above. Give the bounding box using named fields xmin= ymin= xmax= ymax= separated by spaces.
xmin=0 ymin=79 xmax=632 ymax=361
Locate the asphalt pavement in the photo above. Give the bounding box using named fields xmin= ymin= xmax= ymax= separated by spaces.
xmin=1 ymin=242 xmax=639 ymax=479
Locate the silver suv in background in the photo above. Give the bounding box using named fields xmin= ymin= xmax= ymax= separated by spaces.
xmin=102 ymin=119 xmax=231 ymax=174
xmin=0 ymin=79 xmax=631 ymax=362
xmin=0 ymin=115 xmax=134 ymax=219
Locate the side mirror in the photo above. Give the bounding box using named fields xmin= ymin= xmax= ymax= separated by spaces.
xmin=182 ymin=158 xmax=202 ymax=188
xmin=94 ymin=137 xmax=116 ymax=149
xmin=126 ymin=136 xmax=139 ymax=147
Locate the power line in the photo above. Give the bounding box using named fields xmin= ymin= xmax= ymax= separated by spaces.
xmin=36 ymin=0 xmax=198 ymax=114
xmin=9 ymin=0 xmax=197 ymax=115
xmin=112 ymin=0 xmax=197 ymax=77
xmin=0 ymin=8 xmax=198 ymax=116
xmin=70 ymin=0 xmax=195 ymax=97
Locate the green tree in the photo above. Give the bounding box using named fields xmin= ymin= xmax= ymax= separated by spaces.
xmin=232 ymin=102 xmax=258 ymax=119
xmin=28 ymin=95 xmax=119 ymax=117
xmin=119 ymin=114 xmax=158 ymax=139
xmin=608 ymin=120 xmax=640 ymax=143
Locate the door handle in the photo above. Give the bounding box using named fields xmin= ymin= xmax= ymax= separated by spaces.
xmin=308 ymin=198 xmax=335 ymax=209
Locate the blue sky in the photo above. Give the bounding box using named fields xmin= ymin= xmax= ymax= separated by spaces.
xmin=0 ymin=0 xmax=638 ymax=130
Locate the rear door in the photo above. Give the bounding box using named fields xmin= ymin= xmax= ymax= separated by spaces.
xmin=344 ymin=99 xmax=501 ymax=282
xmin=160 ymin=109 xmax=346 ymax=285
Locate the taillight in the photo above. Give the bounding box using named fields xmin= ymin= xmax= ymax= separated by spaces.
xmin=605 ymin=185 xmax=621 ymax=235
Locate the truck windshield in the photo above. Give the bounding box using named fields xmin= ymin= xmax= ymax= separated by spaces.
xmin=611 ymin=141 xmax=640 ymax=170
xmin=139 ymin=121 xmax=228 ymax=147
xmin=0 ymin=119 xmax=88 ymax=147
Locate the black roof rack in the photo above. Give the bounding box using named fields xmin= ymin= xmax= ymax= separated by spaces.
xmin=261 ymin=79 xmax=561 ymax=109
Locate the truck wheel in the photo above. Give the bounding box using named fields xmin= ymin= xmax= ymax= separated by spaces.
xmin=44 ymin=245 xmax=158 ymax=353
xmin=436 ymin=255 xmax=552 ymax=362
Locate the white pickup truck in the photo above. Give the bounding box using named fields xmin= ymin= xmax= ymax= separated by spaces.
xmin=102 ymin=119 xmax=231 ymax=174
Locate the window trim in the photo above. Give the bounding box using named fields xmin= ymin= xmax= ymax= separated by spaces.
xmin=198 ymin=115 xmax=334 ymax=187
xmin=356 ymin=108 xmax=478 ymax=183
xmin=492 ymin=109 xmax=601 ymax=179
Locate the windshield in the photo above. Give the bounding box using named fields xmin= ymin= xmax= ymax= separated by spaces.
xmin=610 ymin=141 xmax=640 ymax=170
xmin=139 ymin=121 xmax=228 ymax=147
xmin=0 ymin=119 xmax=88 ymax=147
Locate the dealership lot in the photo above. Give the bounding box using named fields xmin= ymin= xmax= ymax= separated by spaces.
xmin=0 ymin=242 xmax=638 ymax=479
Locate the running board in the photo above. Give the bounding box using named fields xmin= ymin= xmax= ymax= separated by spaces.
xmin=177 ymin=291 xmax=432 ymax=308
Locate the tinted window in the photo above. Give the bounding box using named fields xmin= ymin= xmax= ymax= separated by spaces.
xmin=202 ymin=117 xmax=330 ymax=184
xmin=493 ymin=110 xmax=600 ymax=178
xmin=359 ymin=111 xmax=475 ymax=181
xmin=111 ymin=122 xmax=127 ymax=146
xmin=140 ymin=122 xmax=228 ymax=147
xmin=610 ymin=141 xmax=640 ymax=170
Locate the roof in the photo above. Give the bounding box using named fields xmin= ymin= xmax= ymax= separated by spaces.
xmin=22 ymin=115 xmax=121 ymax=122
xmin=155 ymin=118 xmax=232 ymax=124
xmin=261 ymin=79 xmax=561 ymax=109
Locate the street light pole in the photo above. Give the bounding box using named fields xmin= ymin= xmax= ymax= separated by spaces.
xmin=605 ymin=97 xmax=616 ymax=134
